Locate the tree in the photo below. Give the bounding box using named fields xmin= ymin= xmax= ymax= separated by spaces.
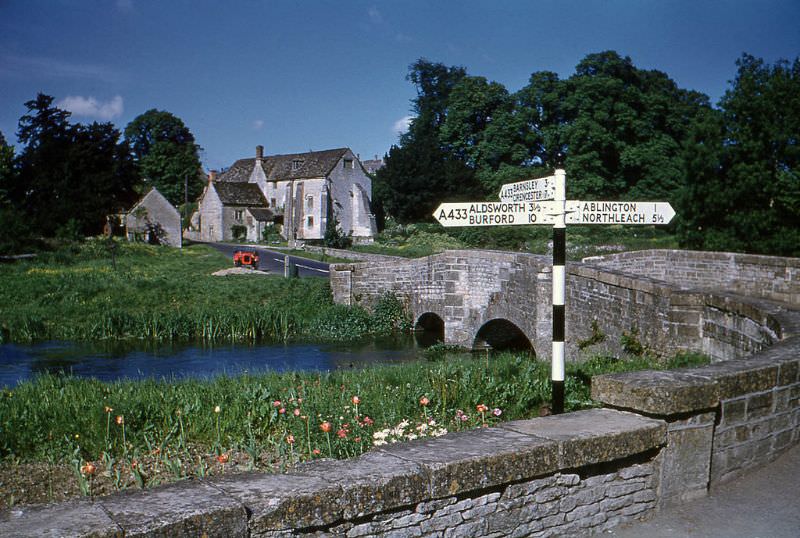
xmin=374 ymin=59 xmax=481 ymax=223
xmin=124 ymin=109 xmax=203 ymax=206
xmin=11 ymin=94 xmax=140 ymax=237
xmin=678 ymin=55 xmax=800 ymax=255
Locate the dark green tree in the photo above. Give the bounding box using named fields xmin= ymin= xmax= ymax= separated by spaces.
xmin=0 ymin=130 xmax=35 ymax=254
xmin=11 ymin=94 xmax=140 ymax=237
xmin=124 ymin=109 xmax=203 ymax=206
xmin=678 ymin=55 xmax=800 ymax=255
xmin=374 ymin=59 xmax=481 ymax=223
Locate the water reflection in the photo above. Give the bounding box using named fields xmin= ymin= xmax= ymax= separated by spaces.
xmin=0 ymin=335 xmax=432 ymax=387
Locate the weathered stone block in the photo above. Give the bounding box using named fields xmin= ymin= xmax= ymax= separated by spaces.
xmin=747 ymin=391 xmax=774 ymax=419
xmin=211 ymin=471 xmax=340 ymax=533
xmin=376 ymin=426 xmax=558 ymax=498
xmin=720 ymin=398 xmax=747 ymax=426
xmin=500 ymin=409 xmax=665 ymax=468
xmin=592 ymin=370 xmax=718 ymax=416
xmin=100 ymin=480 xmax=247 ymax=538
xmin=659 ymin=412 xmax=715 ymax=505
xmin=290 ymin=450 xmax=429 ymax=519
xmin=0 ymin=499 xmax=123 ymax=538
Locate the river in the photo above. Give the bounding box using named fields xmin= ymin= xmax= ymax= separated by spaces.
xmin=0 ymin=335 xmax=436 ymax=387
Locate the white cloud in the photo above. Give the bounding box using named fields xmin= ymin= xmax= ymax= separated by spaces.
xmin=393 ymin=115 xmax=414 ymax=135
xmin=57 ymin=95 xmax=124 ymax=120
xmin=368 ymin=6 xmax=383 ymax=24
xmin=252 ymin=119 xmax=265 ymax=130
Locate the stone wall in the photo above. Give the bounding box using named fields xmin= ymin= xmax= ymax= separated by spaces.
xmin=0 ymin=410 xmax=666 ymax=537
xmin=592 ymin=330 xmax=800 ymax=503
xmin=584 ymin=249 xmax=800 ymax=305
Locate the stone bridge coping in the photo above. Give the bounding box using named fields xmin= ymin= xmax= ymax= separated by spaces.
xmin=1 ymin=409 xmax=664 ymax=538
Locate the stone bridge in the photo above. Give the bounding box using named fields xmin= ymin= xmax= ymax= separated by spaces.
xmin=331 ymin=249 xmax=800 ymax=361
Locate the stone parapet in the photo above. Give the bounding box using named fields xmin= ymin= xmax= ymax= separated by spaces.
xmin=0 ymin=409 xmax=665 ymax=538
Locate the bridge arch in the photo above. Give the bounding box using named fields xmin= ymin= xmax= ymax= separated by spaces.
xmin=414 ymin=312 xmax=445 ymax=347
xmin=472 ymin=318 xmax=534 ymax=353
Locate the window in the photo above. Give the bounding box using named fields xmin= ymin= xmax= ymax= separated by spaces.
xmin=343 ymin=158 xmax=353 ymax=170
xmin=234 ymin=209 xmax=244 ymax=221
xmin=307 ymin=196 xmax=313 ymax=209
xmin=292 ymin=159 xmax=303 ymax=171
xmin=270 ymin=198 xmax=276 ymax=208
xmin=306 ymin=216 xmax=314 ymax=228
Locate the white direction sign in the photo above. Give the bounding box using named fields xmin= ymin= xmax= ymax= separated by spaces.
xmin=499 ymin=175 xmax=556 ymax=203
xmin=565 ymin=201 xmax=675 ymax=225
xmin=433 ymin=201 xmax=567 ymax=227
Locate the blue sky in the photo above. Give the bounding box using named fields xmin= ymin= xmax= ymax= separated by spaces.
xmin=1 ymin=1 xmax=799 ymax=171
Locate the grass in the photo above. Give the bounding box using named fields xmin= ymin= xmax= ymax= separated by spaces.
xmin=0 ymin=239 xmax=406 ymax=344
xmin=0 ymin=350 xmax=708 ymax=465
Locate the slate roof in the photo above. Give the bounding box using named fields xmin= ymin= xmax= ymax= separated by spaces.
xmin=248 ymin=207 xmax=277 ymax=221
xmin=217 ymin=148 xmax=350 ymax=183
xmin=213 ymin=182 xmax=268 ymax=206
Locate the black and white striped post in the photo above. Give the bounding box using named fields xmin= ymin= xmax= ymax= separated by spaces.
xmin=551 ymin=168 xmax=566 ymax=414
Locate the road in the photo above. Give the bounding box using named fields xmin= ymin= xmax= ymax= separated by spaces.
xmin=203 ymin=242 xmax=331 ymax=277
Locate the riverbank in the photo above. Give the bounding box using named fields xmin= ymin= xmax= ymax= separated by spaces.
xmin=0 ymin=240 xmax=408 ymax=344
xmin=0 ymin=351 xmax=707 ymax=508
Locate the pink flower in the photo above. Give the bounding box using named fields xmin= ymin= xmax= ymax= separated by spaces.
xmin=273 ymin=400 xmax=282 ymax=408
xmin=320 ymin=421 xmax=332 ymax=433
xmin=279 ymin=407 xmax=286 ymax=414
xmin=313 ymin=448 xmax=321 ymax=455
xmin=362 ymin=416 xmax=374 ymax=426
xmin=286 ymin=434 xmax=295 ymax=444
xmin=337 ymin=429 xmax=348 ymax=439
xmin=493 ymin=408 xmax=502 ymax=417
xmin=293 ymin=408 xmax=301 ymax=417
xmin=351 ymin=395 xmax=361 ymax=405
xmin=460 ymin=414 xmax=469 ymax=422
xmin=476 ymin=404 xmax=489 ymax=413
xmin=419 ymin=396 xmax=430 ymax=406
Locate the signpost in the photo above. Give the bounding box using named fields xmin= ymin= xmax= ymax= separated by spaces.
xmin=433 ymin=169 xmax=676 ymax=414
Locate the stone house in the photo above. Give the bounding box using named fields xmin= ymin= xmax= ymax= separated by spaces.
xmin=125 ymin=187 xmax=182 ymax=248
xmin=187 ymin=146 xmax=376 ymax=243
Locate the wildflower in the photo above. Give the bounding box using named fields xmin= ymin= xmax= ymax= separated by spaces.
xmin=286 ymin=434 xmax=295 ymax=444
xmin=476 ymin=404 xmax=489 ymax=413
xmin=320 ymin=421 xmax=332 ymax=433
xmin=460 ymin=414 xmax=469 ymax=422
xmin=313 ymin=448 xmax=321 ymax=455
xmin=217 ymin=453 xmax=229 ymax=464
xmin=273 ymin=400 xmax=282 ymax=408
xmin=175 ymin=409 xmax=182 ymax=417
xmin=351 ymin=395 xmax=361 ymax=405
xmin=74 ymin=433 xmax=80 ymax=440
xmin=455 ymin=409 xmax=464 ymax=418
xmin=279 ymin=408 xmax=286 ymax=414
xmin=80 ymin=462 xmax=96 ymax=476
xmin=104 ymin=406 xmax=113 ymax=414
xmin=214 ymin=405 xmax=221 ymax=414
xmin=493 ymin=408 xmax=502 ymax=417
xmin=293 ymin=408 xmax=301 ymax=417
xmin=115 ymin=415 xmax=124 ymax=425
xmin=354 ymin=436 xmax=361 ymax=442
xmin=419 ymin=396 xmax=430 ymax=406
xmin=337 ymin=429 xmax=348 ymax=439
xmin=363 ymin=416 xmax=374 ymax=426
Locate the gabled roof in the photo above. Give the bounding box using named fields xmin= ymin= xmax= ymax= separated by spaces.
xmin=217 ymin=148 xmax=350 ymax=183
xmin=213 ymin=182 xmax=268 ymax=206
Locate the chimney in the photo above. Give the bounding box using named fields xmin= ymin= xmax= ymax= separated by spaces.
xmin=256 ymin=145 xmax=264 ymax=160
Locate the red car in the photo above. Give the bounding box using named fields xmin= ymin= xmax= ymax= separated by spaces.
xmin=233 ymin=250 xmax=259 ymax=269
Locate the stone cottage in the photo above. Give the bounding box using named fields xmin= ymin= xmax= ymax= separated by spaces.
xmin=125 ymin=187 xmax=182 ymax=248
xmin=187 ymin=146 xmax=377 ymax=243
